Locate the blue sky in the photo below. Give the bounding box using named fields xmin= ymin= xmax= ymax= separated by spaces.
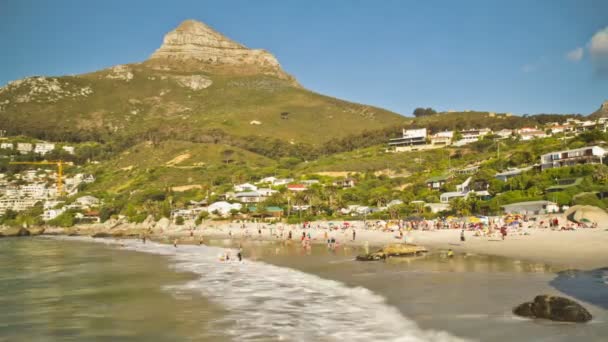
xmin=1 ymin=0 xmax=607 ymax=116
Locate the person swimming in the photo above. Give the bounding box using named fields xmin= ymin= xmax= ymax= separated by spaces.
xmin=447 ymin=249 xmax=454 ymax=258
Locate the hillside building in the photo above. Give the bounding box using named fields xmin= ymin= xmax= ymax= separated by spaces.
xmin=34 ymin=142 xmax=55 ymax=155
xmin=430 ymin=131 xmax=453 ymax=146
xmin=517 ymin=127 xmax=548 ymax=141
xmin=62 ymin=146 xmax=75 ymax=154
xmin=540 ymin=146 xmax=607 ymax=170
xmin=287 ymin=184 xmax=307 ymax=192
xmin=17 ymin=143 xmax=33 ymax=154
xmin=425 ymin=175 xmax=450 ymax=190
xmin=494 ymin=129 xmax=513 ymax=139
xmin=454 ymin=128 xmax=492 ymax=145
xmin=388 ymin=128 xmax=427 ymax=152
xmin=333 ymin=178 xmax=357 ymax=188
xmin=501 ymin=200 xmax=559 ymax=215
xmin=440 ymin=177 xmax=491 ymax=203
xmin=234 ymin=183 xmax=257 ymax=192
xmin=494 ymin=167 xmax=533 ymax=182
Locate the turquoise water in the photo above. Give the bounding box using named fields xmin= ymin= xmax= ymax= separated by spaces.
xmin=0 ymin=238 xmax=229 ymax=341
xmin=1 ymin=237 xmax=607 ymax=341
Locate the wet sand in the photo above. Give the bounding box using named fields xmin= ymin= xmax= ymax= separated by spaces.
xmin=154 ymin=223 xmax=608 ymax=270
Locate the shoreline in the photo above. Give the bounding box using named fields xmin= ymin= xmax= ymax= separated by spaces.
xmin=3 ymin=220 xmax=608 ymax=270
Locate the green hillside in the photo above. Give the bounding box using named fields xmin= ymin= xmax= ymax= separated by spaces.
xmin=0 ymin=64 xmax=407 ymax=147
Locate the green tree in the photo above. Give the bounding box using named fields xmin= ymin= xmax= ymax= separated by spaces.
xmin=195 ymin=211 xmax=209 ymax=225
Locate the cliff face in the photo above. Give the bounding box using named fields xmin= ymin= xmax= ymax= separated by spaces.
xmin=590 ymin=100 xmax=608 ymax=118
xmin=146 ymin=20 xmax=297 ymax=84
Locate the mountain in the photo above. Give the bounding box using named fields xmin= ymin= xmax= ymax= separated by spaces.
xmin=0 ymin=19 xmax=406 ymax=148
xmin=589 ymin=100 xmax=608 ymax=119
xmin=145 ymin=19 xmax=297 ymax=84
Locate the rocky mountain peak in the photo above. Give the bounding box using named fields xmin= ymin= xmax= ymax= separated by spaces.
xmin=146 ymin=19 xmax=298 ymax=85
xmin=589 ymin=99 xmax=608 ymax=118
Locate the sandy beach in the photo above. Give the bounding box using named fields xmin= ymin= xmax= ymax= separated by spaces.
xmin=104 ymin=218 xmax=608 ymax=270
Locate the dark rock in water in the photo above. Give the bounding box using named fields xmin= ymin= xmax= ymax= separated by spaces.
xmin=16 ymin=228 xmax=31 ymax=236
xmin=513 ymin=295 xmax=592 ymax=322
xmin=356 ymin=253 xmax=385 ymax=261
xmin=91 ymin=232 xmax=112 ymax=238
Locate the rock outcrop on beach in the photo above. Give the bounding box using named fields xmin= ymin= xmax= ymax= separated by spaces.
xmin=0 ymin=226 xmax=46 ymax=238
xmin=513 ymin=295 xmax=592 ymax=322
xmin=356 ymin=243 xmax=428 ymax=261
xmin=565 ymin=205 xmax=608 ymax=225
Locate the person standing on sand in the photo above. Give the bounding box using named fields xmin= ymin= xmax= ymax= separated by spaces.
xmin=288 ymin=231 xmax=292 ymax=240
xmin=460 ymin=229 xmax=466 ymax=242
xmin=352 ymin=229 xmax=356 ymax=241
xmin=500 ymin=226 xmax=507 ymax=240
xmin=173 ymin=239 xmax=178 ymax=248
xmin=237 ymin=248 xmax=242 ymax=261
xmin=142 ymin=234 xmax=146 ymax=244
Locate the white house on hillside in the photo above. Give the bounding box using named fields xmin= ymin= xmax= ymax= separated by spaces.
xmin=440 ymin=177 xmax=491 ymax=203
xmin=430 ymin=131 xmax=453 ymax=146
xmin=74 ymin=195 xmax=100 ymax=209
xmin=540 ymin=146 xmax=607 ymax=170
xmin=17 ymin=143 xmax=33 ymax=154
xmin=62 ymin=146 xmax=75 ymax=154
xmin=259 ymin=176 xmax=277 ymax=184
xmin=388 ymin=128 xmax=428 ymax=152
xmin=208 ymin=201 xmax=242 ymax=216
xmin=234 ymin=183 xmax=257 ymax=192
xmin=34 ymin=143 xmax=55 ymax=155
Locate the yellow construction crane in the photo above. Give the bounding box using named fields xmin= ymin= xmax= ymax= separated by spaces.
xmin=9 ymin=160 xmax=69 ymax=195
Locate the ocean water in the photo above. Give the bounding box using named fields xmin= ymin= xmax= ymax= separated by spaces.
xmin=1 ymin=237 xmax=607 ymax=342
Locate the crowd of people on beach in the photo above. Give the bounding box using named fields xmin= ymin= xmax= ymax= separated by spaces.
xmin=133 ymin=212 xmax=599 ymax=265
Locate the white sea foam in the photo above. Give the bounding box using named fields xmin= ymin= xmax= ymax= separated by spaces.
xmin=56 ymin=237 xmax=470 ymax=342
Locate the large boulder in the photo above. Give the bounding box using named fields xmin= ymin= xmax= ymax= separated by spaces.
xmin=142 ymin=215 xmax=156 ymax=228
xmin=356 ymin=244 xmax=427 ymax=261
xmin=513 ymin=295 xmax=592 ymax=322
xmin=29 ymin=227 xmax=45 ymax=236
xmin=156 ymin=217 xmax=171 ymax=231
xmin=565 ymin=205 xmax=608 ymax=225
xmin=15 ymin=227 xmax=31 ymax=236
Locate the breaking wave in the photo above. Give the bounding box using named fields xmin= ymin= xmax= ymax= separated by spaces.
xmin=60 ymin=237 xmax=469 ymax=342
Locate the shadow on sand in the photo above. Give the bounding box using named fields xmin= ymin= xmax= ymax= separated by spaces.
xmin=549 ymin=267 xmax=608 ymax=310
